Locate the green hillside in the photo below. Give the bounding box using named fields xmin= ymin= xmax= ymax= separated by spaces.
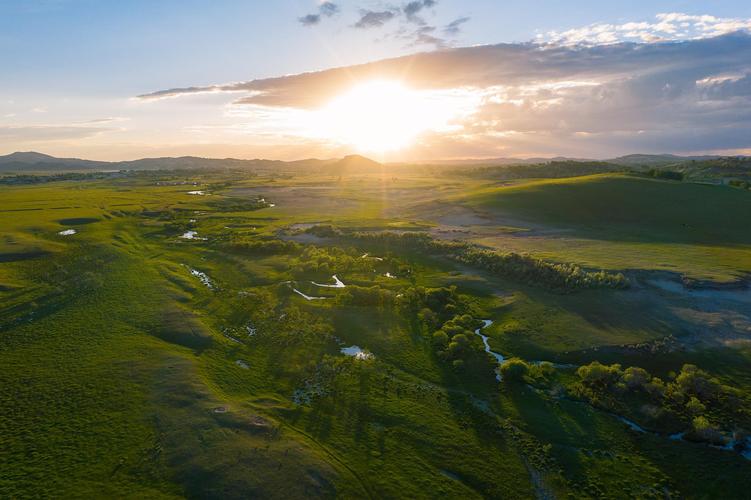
xmin=469 ymin=175 xmax=751 ymax=245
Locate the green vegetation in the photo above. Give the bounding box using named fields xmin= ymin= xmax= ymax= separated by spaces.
xmin=569 ymin=361 xmax=750 ymax=445
xmin=462 ymin=174 xmax=751 ymax=281
xmin=307 ymin=226 xmax=629 ymax=291
xmin=2 ymin=166 xmax=750 ymax=498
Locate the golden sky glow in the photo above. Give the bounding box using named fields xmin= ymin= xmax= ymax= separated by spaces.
xmin=3 ymin=6 xmax=751 ymax=161
xmin=310 ymin=81 xmax=480 ymax=153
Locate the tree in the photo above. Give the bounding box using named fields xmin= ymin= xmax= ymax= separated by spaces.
xmin=685 ymin=396 xmax=706 ymax=417
xmin=692 ymin=416 xmax=723 ymax=444
xmin=446 ymin=333 xmax=470 ymax=357
xmin=432 ymin=330 xmax=449 ymax=349
xmin=418 ymin=308 xmax=439 ymax=329
xmin=644 ymin=377 xmax=666 ymax=399
xmin=500 ymin=358 xmax=530 ymax=382
xmin=675 ymin=364 xmax=721 ymax=401
xmin=623 ymin=366 xmax=650 ymax=390
xmin=577 ymin=361 xmax=622 ymax=388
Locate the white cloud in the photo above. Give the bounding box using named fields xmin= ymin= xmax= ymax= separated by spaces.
xmin=540 ymin=12 xmax=751 ymax=46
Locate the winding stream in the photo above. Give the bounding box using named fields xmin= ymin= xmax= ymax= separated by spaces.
xmin=185 ymin=267 xmax=214 ymax=289
xmin=475 ymin=318 xmax=751 ymax=461
xmin=312 ymin=275 xmax=346 ymax=288
xmin=293 ymin=288 xmax=327 ymax=301
xmin=474 ymin=320 xmax=505 ymax=380
xmin=613 ymin=414 xmax=750 ymax=461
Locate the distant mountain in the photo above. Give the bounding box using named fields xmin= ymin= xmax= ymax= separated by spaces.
xmin=1 ymin=151 xmax=61 ymax=163
xmin=0 ymin=151 xmax=107 ymax=171
xmin=0 ymin=152 xmax=344 ymax=173
xmin=606 ymin=154 xmax=722 ymax=167
xmin=321 ymin=154 xmax=384 ymax=175
xmin=413 ymin=154 xmax=741 ymax=169
xmin=409 ymin=156 xmax=594 ymax=167
xmin=2 ymin=151 xmax=746 ymax=176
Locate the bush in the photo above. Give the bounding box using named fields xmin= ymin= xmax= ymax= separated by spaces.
xmin=647 ymin=169 xmax=684 ymax=181
xmin=446 ymin=333 xmax=470 ymax=357
xmin=336 ymin=285 xmax=394 ymax=307
xmin=685 ymin=396 xmax=706 ymax=417
xmin=675 ymin=364 xmax=722 ymax=401
xmin=305 ymin=224 xmax=342 ymax=238
xmin=500 ymin=358 xmax=530 ymax=382
xmin=228 ymin=239 xmax=300 ymax=255
xmin=691 ymin=416 xmax=724 ymax=444
xmin=432 ymin=330 xmax=449 ymax=348
xmin=338 ymin=229 xmax=629 ymax=292
xmin=529 ymin=361 xmax=555 ymax=382
xmin=577 ymin=361 xmax=622 ymax=388
xmin=623 ymin=366 xmax=650 ymax=390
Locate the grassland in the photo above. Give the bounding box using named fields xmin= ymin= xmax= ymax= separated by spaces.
xmin=454 ymin=174 xmax=751 ymax=282
xmin=1 ymin=168 xmax=750 ymax=498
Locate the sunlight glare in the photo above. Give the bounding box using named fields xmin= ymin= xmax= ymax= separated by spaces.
xmin=314 ymin=80 xmax=475 ymax=153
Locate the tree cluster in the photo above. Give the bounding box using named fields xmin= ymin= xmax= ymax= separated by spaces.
xmin=572 ymin=361 xmax=748 ymax=444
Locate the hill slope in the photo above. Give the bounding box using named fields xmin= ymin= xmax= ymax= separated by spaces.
xmin=467 ymin=174 xmax=751 ymax=245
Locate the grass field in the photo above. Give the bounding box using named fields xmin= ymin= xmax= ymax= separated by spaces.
xmin=456 ymin=174 xmax=751 ymax=281
xmin=1 ymin=169 xmax=750 ymax=498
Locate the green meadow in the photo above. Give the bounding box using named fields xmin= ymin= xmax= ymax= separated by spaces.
xmin=2 ymin=168 xmax=750 ymax=498
xmin=461 ymin=174 xmax=751 ymax=282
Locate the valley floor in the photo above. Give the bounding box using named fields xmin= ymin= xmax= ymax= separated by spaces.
xmin=1 ymin=169 xmax=750 ymax=498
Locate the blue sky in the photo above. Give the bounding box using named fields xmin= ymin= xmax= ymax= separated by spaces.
xmin=2 ymin=0 xmax=751 ymax=160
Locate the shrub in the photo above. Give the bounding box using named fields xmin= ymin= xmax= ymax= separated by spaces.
xmin=647 ymin=169 xmax=684 ymax=181
xmin=577 ymin=361 xmax=622 ymax=388
xmin=228 ymin=239 xmax=300 ymax=255
xmin=675 ymin=364 xmax=722 ymax=401
xmin=623 ymin=366 xmax=650 ymax=390
xmin=529 ymin=361 xmax=555 ymax=381
xmin=337 ymin=229 xmax=630 ymax=292
xmin=685 ymin=396 xmax=706 ymax=417
xmin=691 ymin=416 xmax=724 ymax=444
xmin=432 ymin=330 xmax=449 ymax=348
xmin=446 ymin=333 xmax=470 ymax=357
xmin=500 ymin=358 xmax=530 ymax=382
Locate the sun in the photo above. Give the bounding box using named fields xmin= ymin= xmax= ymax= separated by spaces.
xmin=315 ymin=80 xmax=468 ymax=153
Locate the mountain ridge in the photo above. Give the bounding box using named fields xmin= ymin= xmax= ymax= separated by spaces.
xmin=1 ymin=151 xmax=747 ymax=173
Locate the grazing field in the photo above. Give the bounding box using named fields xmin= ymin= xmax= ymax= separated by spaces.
xmin=1 ymin=168 xmax=750 ymax=498
xmin=455 ymin=174 xmax=751 ymax=282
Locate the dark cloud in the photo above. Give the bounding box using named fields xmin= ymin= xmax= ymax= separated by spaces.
xmin=139 ymin=32 xmax=751 ymax=155
xmin=137 ymin=85 xmax=223 ymax=99
xmin=299 ymin=2 xmax=339 ymax=27
xmin=403 ymin=0 xmax=436 ymax=24
xmin=407 ymin=26 xmax=446 ymax=48
xmin=299 ymin=14 xmax=321 ymax=26
xmin=444 ymin=16 xmax=469 ymax=35
xmin=319 ymin=2 xmax=339 ymax=17
xmin=354 ymin=10 xmax=397 ymax=29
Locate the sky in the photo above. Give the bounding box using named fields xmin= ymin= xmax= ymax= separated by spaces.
xmin=1 ymin=0 xmax=751 ymax=161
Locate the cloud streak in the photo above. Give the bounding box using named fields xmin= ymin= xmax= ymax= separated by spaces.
xmin=444 ymin=16 xmax=470 ymax=35
xmin=404 ymin=0 xmax=436 ymax=24
xmin=299 ymin=2 xmax=340 ymax=26
xmin=354 ymin=10 xmax=398 ymax=29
